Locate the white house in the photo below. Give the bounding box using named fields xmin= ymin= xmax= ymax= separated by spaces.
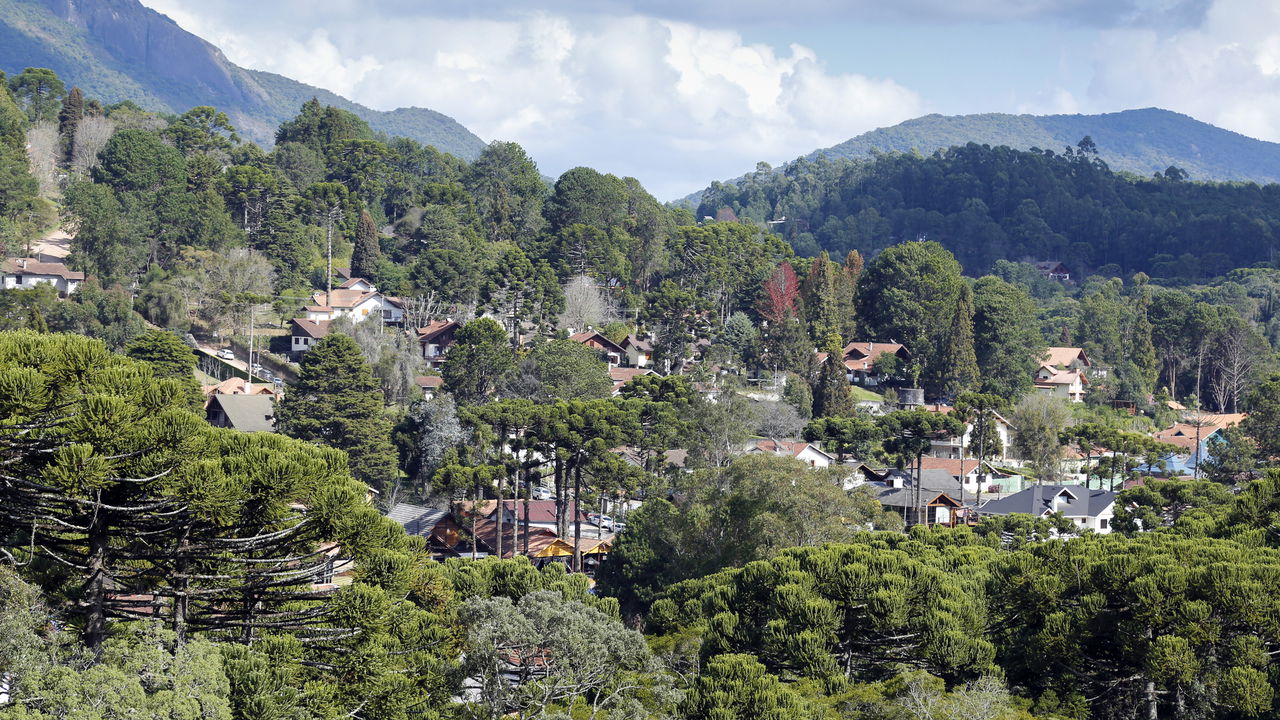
xmin=620 ymin=335 xmax=653 ymax=368
xmin=290 ymin=319 xmax=330 ymax=354
xmin=2 ymin=258 xmax=85 ymax=296
xmin=929 ymin=410 xmax=1017 ymax=461
xmin=749 ymin=439 xmax=836 ymax=468
xmin=308 ymin=288 xmax=390 ymax=322
xmin=979 ymin=485 xmax=1116 ymax=533
xmin=1034 ymin=366 xmax=1089 ymax=403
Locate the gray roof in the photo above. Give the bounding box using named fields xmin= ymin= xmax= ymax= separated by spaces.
xmin=387 ymin=503 xmax=451 ymax=536
xmin=980 ymin=485 xmax=1115 ymax=519
xmin=210 ymin=394 xmax=276 ymax=432
xmin=877 ymin=485 xmax=960 ymax=509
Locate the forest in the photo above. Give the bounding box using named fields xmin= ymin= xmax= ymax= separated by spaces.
xmin=2 ymin=67 xmax=1280 ymax=719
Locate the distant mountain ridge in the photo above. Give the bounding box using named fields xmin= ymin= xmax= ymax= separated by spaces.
xmin=685 ymin=108 xmax=1280 ymax=204
xmin=0 ymin=0 xmax=488 ymax=159
xmin=811 ymin=109 xmax=1280 ymax=184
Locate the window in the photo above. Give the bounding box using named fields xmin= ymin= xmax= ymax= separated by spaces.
xmin=1099 ymin=518 xmax=1109 ymax=530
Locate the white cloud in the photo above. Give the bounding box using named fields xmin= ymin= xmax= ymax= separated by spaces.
xmin=139 ymin=1 xmax=924 ymax=198
xmin=1086 ymin=0 xmax=1280 ymax=142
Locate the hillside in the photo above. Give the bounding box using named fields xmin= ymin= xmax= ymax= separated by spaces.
xmin=811 ymin=108 xmax=1280 ymax=184
xmin=0 ymin=0 xmax=488 ymax=159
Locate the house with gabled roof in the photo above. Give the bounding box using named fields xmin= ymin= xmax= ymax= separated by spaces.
xmin=841 ymin=341 xmax=910 ymax=386
xmin=748 ymin=439 xmax=837 ymax=468
xmin=609 ymin=367 xmax=655 ymax=395
xmin=980 ymin=485 xmax=1116 ymax=533
xmin=620 ymin=335 xmax=653 ymax=368
xmin=568 ymin=330 xmax=625 ymax=366
xmin=206 ymin=394 xmax=276 ymax=433
xmin=418 ymin=320 xmax=461 ymax=367
xmin=2 ymin=257 xmax=85 ymax=296
xmin=290 ymin=318 xmax=330 ymax=354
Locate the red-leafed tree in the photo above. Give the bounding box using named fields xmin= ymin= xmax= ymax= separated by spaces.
xmin=760 ymin=261 xmax=799 ymax=324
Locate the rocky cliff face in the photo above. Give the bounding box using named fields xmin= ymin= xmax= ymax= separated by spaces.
xmin=2 ymin=0 xmax=486 ymax=158
xmin=37 ymin=0 xmax=259 ymax=111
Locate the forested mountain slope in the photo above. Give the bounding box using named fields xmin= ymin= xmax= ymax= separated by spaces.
xmin=0 ymin=0 xmax=487 ymax=157
xmin=695 ymin=141 xmax=1280 ymax=279
xmin=812 ymin=108 xmax=1280 ymax=185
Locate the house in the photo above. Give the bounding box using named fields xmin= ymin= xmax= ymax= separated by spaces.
xmin=290 ymin=318 xmax=330 ymax=354
xmin=1034 ymin=366 xmax=1088 ymax=402
xmin=609 ymin=367 xmax=654 ymax=395
xmin=474 ymin=499 xmax=592 ymax=534
xmin=1033 ymin=261 xmax=1072 ymax=282
xmin=924 ymin=405 xmax=1017 ymax=461
xmin=206 ymin=394 xmax=276 ymax=432
xmin=414 ymin=375 xmax=444 ymax=398
xmin=876 ymin=483 xmax=964 ymax=527
xmin=2 ymin=257 xmax=85 ymax=296
xmin=979 ymin=485 xmax=1116 ymax=533
xmin=568 ymin=330 xmax=626 ymax=366
xmin=749 ymin=439 xmax=837 ymax=468
xmin=338 ymin=277 xmax=376 ymax=292
xmin=621 ymin=335 xmax=653 ymax=368
xmin=418 ymin=320 xmax=461 ymax=367
xmin=309 ymin=288 xmax=390 ymax=323
xmin=201 ymin=377 xmax=278 ymax=407
xmin=917 ymin=457 xmax=1015 ymax=498
xmin=841 ymin=341 xmax=910 ymax=386
xmin=386 ymin=503 xmax=470 ymax=559
xmin=1042 ymin=347 xmax=1091 ymax=372
xmin=1148 ymin=412 xmax=1247 ymax=476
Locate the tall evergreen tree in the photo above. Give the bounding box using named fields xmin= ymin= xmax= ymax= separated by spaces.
xmin=801 ymin=251 xmax=840 ymax=342
xmin=57 ymin=86 xmax=82 ymax=162
xmin=940 ymin=282 xmax=979 ymax=397
xmin=812 ymin=334 xmax=854 ymax=418
xmin=972 ymin=275 xmax=1042 ymax=399
xmin=275 ymin=334 xmax=398 ymax=494
xmin=350 ymin=209 xmax=382 ymax=283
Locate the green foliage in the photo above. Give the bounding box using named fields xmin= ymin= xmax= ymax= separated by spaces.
xmin=857 ymin=241 xmax=966 ymax=397
xmin=457 ymin=590 xmax=676 ymax=719
xmin=443 ymin=317 xmax=517 ymax=405
xmin=8 ymin=67 xmax=63 ymax=123
xmin=275 ymin=334 xmax=398 ymax=493
xmin=972 ymin=275 xmax=1043 ymax=399
xmin=596 ymin=454 xmax=902 ymax=616
xmin=517 ymin=338 xmax=613 ymax=401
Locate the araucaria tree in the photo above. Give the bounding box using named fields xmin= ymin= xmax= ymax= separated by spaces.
xmin=275 ymin=333 xmax=398 ymax=494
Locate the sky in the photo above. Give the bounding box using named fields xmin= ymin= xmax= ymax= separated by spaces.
xmin=138 ymin=0 xmax=1280 ymax=200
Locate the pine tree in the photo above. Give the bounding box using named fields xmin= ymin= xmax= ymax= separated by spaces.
xmin=275 ymin=334 xmax=398 ymax=494
xmin=801 ymin=252 xmax=839 ymax=341
xmin=812 ymin=334 xmax=854 ymax=418
xmin=350 ymin=209 xmax=382 ymax=283
xmin=1129 ymin=277 xmax=1158 ymax=394
xmin=57 ymin=86 xmax=82 ymax=162
xmin=941 ymin=282 xmax=979 ymax=397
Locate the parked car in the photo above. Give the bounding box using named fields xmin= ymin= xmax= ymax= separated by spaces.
xmin=216 ymin=348 xmax=235 ymax=360
xmin=588 ymin=513 xmax=615 ymax=530
xmin=612 ymin=522 xmax=627 ymax=534
xmin=531 ymin=486 xmax=555 ymax=501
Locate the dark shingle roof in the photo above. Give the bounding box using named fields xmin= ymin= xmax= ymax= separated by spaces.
xmin=209 ymin=394 xmax=275 ymax=432
xmin=980 ymin=485 xmax=1115 ymax=518
xmin=387 ymin=503 xmax=451 ymax=536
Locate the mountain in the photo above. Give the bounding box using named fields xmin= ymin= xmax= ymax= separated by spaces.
xmin=810 ymin=109 xmax=1280 ymax=184
xmin=0 ymin=0 xmax=488 ymax=159
xmin=685 ymin=108 xmax=1280 ymax=204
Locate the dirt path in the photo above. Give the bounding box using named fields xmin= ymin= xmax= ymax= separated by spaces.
xmin=31 ymin=229 xmax=71 ymax=261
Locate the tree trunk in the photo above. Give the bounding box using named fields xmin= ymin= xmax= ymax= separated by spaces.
xmin=554 ymin=457 xmax=567 ymax=538
xmin=84 ymin=517 xmax=109 ymax=653
xmin=573 ymin=463 xmax=583 ymax=573
xmin=495 ymin=473 xmax=504 ymax=559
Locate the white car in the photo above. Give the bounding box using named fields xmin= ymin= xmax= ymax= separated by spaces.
xmin=531 ymin=486 xmax=555 ymax=501
xmin=216 ymin=348 xmax=235 ymax=360
xmin=588 ymin=513 xmax=615 ymax=530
